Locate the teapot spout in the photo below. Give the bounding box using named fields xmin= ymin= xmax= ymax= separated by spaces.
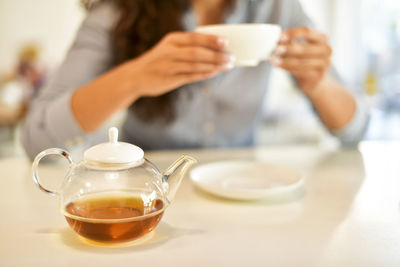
xmin=162 ymin=155 xmax=197 ymax=204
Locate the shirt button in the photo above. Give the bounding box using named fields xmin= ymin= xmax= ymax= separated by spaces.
xmin=203 ymin=121 xmax=215 ymax=135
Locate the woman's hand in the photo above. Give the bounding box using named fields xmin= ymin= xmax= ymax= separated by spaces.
xmin=72 ymin=32 xmax=234 ymax=132
xmin=270 ymin=27 xmax=332 ymax=97
xmin=124 ymin=32 xmax=235 ymax=98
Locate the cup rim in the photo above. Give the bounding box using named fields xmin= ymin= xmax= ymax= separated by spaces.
xmin=195 ymin=23 xmax=281 ymax=31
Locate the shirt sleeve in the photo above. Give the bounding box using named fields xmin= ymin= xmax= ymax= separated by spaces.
xmin=22 ymin=2 xmax=118 ymax=159
xmin=281 ymin=0 xmax=371 ymax=146
xmin=331 ymin=96 xmax=370 ymax=146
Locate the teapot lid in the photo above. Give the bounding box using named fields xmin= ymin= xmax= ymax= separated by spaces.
xmin=83 ymin=127 xmax=144 ymax=169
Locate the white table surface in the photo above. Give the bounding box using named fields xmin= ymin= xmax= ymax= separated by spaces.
xmin=0 ymin=142 xmax=399 ymax=266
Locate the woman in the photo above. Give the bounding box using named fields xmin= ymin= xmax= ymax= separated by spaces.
xmin=22 ymin=0 xmax=369 ymax=158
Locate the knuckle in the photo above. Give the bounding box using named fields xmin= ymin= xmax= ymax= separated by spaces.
xmin=190 ymin=72 xmax=206 ymax=82
xmin=165 ymin=47 xmax=177 ymax=59
xmin=164 ymin=32 xmax=175 ymax=41
xmin=212 ymin=36 xmax=220 ymax=46
xmin=188 ymin=62 xmax=199 ymax=71
xmin=205 ymin=36 xmax=217 ymax=47
xmin=158 ymin=42 xmax=173 ymax=54
xmin=214 ymin=53 xmax=225 ymax=64
xmin=291 ymin=58 xmax=301 ymax=67
xmin=298 ymin=59 xmax=306 ymax=67
xmin=191 ymin=33 xmax=204 ymax=45
xmin=164 ymin=32 xmax=180 ymax=44
xmin=200 ymin=72 xmax=210 ymax=79
xmin=188 ymin=34 xmax=197 ymax=43
xmin=189 ymin=48 xmax=199 ymax=59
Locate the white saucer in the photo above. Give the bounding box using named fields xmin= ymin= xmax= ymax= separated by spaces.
xmin=190 ymin=160 xmax=304 ymax=201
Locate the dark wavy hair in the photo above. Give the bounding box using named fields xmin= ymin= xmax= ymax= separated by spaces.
xmin=82 ymin=0 xmax=189 ymax=123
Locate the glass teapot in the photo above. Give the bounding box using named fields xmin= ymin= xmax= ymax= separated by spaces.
xmin=32 ymin=127 xmax=197 ymax=243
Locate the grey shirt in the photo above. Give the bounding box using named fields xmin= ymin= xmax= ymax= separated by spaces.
xmin=22 ymin=0 xmax=370 ymax=159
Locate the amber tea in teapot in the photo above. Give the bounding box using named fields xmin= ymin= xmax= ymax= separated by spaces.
xmin=63 ymin=193 xmax=165 ymax=243
xmin=32 ymin=127 xmax=196 ymax=244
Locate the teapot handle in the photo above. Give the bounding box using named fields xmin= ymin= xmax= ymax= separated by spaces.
xmin=32 ymin=148 xmax=73 ymax=196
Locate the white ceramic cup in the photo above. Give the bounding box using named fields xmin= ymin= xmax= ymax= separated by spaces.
xmin=195 ymin=24 xmax=282 ymax=67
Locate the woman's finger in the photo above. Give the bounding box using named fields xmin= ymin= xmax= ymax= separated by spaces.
xmin=280 ymin=27 xmax=328 ymax=44
xmin=172 ymin=47 xmax=235 ymax=65
xmin=165 ymin=32 xmax=228 ymax=50
xmin=170 ymin=61 xmax=233 ymax=74
xmin=271 ymin=56 xmax=329 ymax=71
xmin=275 ymin=43 xmax=332 ymax=58
xmin=175 ymin=70 xmax=222 ymax=84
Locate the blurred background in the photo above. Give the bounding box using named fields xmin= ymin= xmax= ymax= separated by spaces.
xmin=1 ymin=0 xmax=399 ymax=158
